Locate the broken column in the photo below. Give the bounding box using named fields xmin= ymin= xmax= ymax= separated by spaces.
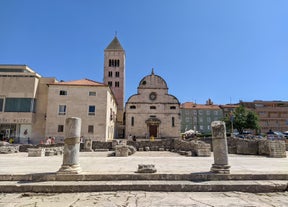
xmin=58 ymin=117 xmax=82 ymax=174
xmin=84 ymin=138 xmax=93 ymax=152
xmin=210 ymin=121 xmax=230 ymax=174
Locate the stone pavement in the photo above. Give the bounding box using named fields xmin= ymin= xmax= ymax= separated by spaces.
xmin=0 ymin=191 xmax=288 ymax=207
xmin=0 ymin=151 xmax=287 ymax=194
xmin=0 ymin=151 xmax=288 ymax=206
xmin=0 ymin=151 xmax=287 ymax=175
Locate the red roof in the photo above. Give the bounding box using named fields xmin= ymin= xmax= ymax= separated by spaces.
xmin=181 ymin=102 xmax=220 ymax=110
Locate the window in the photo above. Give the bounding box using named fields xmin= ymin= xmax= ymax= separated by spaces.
xmin=88 ymin=105 xmax=95 ymax=115
xmin=108 ymin=71 xmax=113 ymax=77
xmin=131 ymin=117 xmax=134 ymax=126
xmin=109 ymin=59 xmax=120 ymax=67
xmin=150 ymin=106 xmax=156 ymax=109
xmin=108 ymin=81 xmax=112 ymax=87
xmin=214 ymin=111 xmax=218 ymax=115
xmin=0 ymin=98 xmax=3 ymax=112
xmin=207 ymin=117 xmax=211 ymax=122
xmin=170 ymin=106 xmax=176 ymax=110
xmin=59 ymin=90 xmax=67 ymax=96
xmin=206 ymin=110 xmax=210 ymax=115
xmin=130 ymin=105 xmax=136 ymax=109
xmin=4 ymin=98 xmax=36 ymax=112
xmin=88 ymin=125 xmax=94 ymax=133
xmin=199 ymin=117 xmax=203 ymax=122
xmin=115 ymin=81 xmax=120 ymax=87
xmin=89 ymin=91 xmax=96 ymax=96
xmin=58 ymin=105 xmax=66 ymax=115
xmin=115 ymin=71 xmax=120 ymax=77
xmin=58 ymin=125 xmax=64 ymax=132
xmin=172 ymin=117 xmax=175 ymax=127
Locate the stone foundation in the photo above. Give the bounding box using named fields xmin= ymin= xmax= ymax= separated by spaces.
xmin=28 ymin=147 xmax=63 ymax=157
xmin=28 ymin=148 xmax=45 ymax=157
xmin=0 ymin=144 xmax=19 ymax=154
xmin=200 ymin=137 xmax=287 ymax=158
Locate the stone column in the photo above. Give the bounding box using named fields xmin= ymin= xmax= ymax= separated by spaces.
xmin=58 ymin=117 xmax=82 ymax=174
xmin=84 ymin=138 xmax=93 ymax=152
xmin=210 ymin=121 xmax=230 ymax=174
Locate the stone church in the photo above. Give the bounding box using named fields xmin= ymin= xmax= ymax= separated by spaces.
xmin=125 ymin=69 xmax=181 ymax=139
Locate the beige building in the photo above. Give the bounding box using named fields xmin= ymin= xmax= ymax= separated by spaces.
xmin=45 ymin=79 xmax=117 ymax=142
xmin=125 ymin=70 xmax=181 ymax=139
xmin=241 ymin=100 xmax=288 ymax=133
xmin=0 ymin=65 xmax=55 ymax=144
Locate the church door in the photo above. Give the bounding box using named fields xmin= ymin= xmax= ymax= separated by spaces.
xmin=149 ymin=125 xmax=158 ymax=138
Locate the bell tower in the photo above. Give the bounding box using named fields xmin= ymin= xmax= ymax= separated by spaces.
xmin=104 ymin=36 xmax=125 ymax=138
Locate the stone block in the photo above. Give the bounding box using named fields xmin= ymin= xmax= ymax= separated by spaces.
xmin=236 ymin=140 xmax=258 ymax=155
xmin=136 ymin=164 xmax=157 ymax=173
xmin=28 ymin=148 xmax=45 ymax=157
xmin=268 ymin=141 xmax=286 ymax=158
xmin=145 ymin=147 xmax=150 ymax=151
xmin=45 ymin=149 xmax=55 ymax=156
xmin=196 ymin=148 xmax=211 ymax=157
xmin=0 ymin=145 xmax=19 ymax=154
xmin=115 ymin=145 xmax=129 ymax=157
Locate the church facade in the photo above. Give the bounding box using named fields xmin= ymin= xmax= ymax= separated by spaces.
xmin=125 ymin=69 xmax=181 ymax=139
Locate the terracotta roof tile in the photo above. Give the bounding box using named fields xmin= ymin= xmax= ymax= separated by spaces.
xmin=181 ymin=102 xmax=220 ymax=110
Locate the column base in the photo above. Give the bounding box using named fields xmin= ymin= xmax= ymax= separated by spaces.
xmin=57 ymin=164 xmax=82 ymax=174
xmin=210 ymin=164 xmax=230 ymax=174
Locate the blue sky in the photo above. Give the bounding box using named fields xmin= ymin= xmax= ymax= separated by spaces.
xmin=1 ymin=0 xmax=287 ymax=104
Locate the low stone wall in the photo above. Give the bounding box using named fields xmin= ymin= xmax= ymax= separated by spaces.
xmin=90 ymin=138 xmax=211 ymax=157
xmin=27 ymin=147 xmax=63 ymax=157
xmin=188 ymin=137 xmax=286 ymax=157
xmin=19 ymin=143 xmax=64 ymax=152
xmin=0 ymin=145 xmax=19 ymax=154
xmin=91 ymin=141 xmax=112 ymax=151
xmin=235 ymin=139 xmax=259 ymax=155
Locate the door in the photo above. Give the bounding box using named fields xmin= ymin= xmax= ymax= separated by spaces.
xmin=149 ymin=125 xmax=158 ymax=138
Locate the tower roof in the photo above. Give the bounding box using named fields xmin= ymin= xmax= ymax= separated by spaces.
xmin=105 ymin=36 xmax=124 ymax=50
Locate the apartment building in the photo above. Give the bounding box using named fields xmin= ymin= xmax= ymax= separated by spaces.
xmin=181 ymin=99 xmax=223 ymax=134
xmin=45 ymin=79 xmax=117 ymax=142
xmin=241 ymin=100 xmax=288 ymax=133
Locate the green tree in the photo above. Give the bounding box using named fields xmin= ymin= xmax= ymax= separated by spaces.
xmin=224 ymin=105 xmax=260 ymax=134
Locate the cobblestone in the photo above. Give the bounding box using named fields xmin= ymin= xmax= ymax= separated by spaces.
xmin=0 ymin=191 xmax=288 ymax=207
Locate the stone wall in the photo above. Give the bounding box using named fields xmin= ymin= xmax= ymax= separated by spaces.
xmin=199 ymin=137 xmax=286 ymax=157
xmin=90 ymin=138 xmax=211 ymax=157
